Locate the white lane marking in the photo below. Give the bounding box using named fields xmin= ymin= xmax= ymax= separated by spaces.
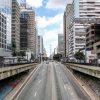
xmin=38 ymin=80 xmax=41 ymax=83
xmin=64 ymin=84 xmax=67 ymax=90
xmin=64 ymin=84 xmax=71 ymax=90
xmin=34 ymin=92 xmax=37 ymax=97
xmin=11 ymin=65 xmax=40 ymax=100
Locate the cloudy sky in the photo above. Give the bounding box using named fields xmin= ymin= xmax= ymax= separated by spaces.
xmin=25 ymin=0 xmax=72 ymax=56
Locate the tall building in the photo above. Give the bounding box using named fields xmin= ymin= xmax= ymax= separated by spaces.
xmin=63 ymin=4 xmax=73 ymax=58
xmin=86 ymin=24 xmax=100 ymax=51
xmin=12 ymin=0 xmax=20 ymax=51
xmin=73 ymin=0 xmax=100 ymax=18
xmin=86 ymin=24 xmax=100 ymax=62
xmin=27 ymin=8 xmax=36 ymax=56
xmin=37 ymin=36 xmax=43 ymax=57
xmin=58 ymin=34 xmax=64 ymax=55
xmin=20 ymin=9 xmax=29 ymax=51
xmin=20 ymin=2 xmax=37 ymax=57
xmin=20 ymin=0 xmax=26 ymax=8
xmin=63 ymin=11 xmax=66 ymax=57
xmin=0 ymin=0 xmax=12 ymax=56
xmin=43 ymin=48 xmax=47 ymax=58
xmin=64 ymin=0 xmax=100 ymax=60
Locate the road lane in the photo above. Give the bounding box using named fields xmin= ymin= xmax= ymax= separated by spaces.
xmin=54 ymin=62 xmax=92 ymax=100
xmin=15 ymin=62 xmax=48 ymax=100
xmin=14 ymin=61 xmax=92 ymax=100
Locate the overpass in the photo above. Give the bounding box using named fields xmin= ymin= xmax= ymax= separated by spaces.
xmin=66 ymin=63 xmax=100 ymax=78
xmin=0 ymin=64 xmax=36 ymax=80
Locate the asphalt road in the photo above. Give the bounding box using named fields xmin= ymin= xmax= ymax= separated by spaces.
xmin=15 ymin=61 xmax=92 ymax=100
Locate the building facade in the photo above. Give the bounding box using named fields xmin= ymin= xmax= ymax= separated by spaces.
xmin=20 ymin=9 xmax=29 ymax=51
xmin=27 ymin=8 xmax=36 ymax=56
xmin=64 ymin=0 xmax=100 ymax=60
xmin=0 ymin=0 xmax=12 ymax=56
xmin=58 ymin=34 xmax=64 ymax=55
xmin=86 ymin=24 xmax=100 ymax=62
xmin=12 ymin=0 xmax=20 ymax=51
xmin=86 ymin=24 xmax=100 ymax=50
xmin=37 ymin=36 xmax=43 ymax=57
xmin=20 ymin=1 xmax=37 ymax=58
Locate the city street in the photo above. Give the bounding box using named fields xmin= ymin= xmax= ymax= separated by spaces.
xmin=14 ymin=61 xmax=92 ymax=100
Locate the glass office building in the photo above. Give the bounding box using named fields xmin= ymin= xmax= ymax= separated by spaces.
xmin=0 ymin=0 xmax=12 ymax=56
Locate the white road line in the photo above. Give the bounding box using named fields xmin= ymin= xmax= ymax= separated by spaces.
xmin=34 ymin=92 xmax=37 ymax=97
xmin=10 ymin=65 xmax=40 ymax=100
xmin=38 ymin=80 xmax=41 ymax=83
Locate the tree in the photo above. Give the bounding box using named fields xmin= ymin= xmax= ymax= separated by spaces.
xmin=74 ymin=51 xmax=85 ymax=63
xmin=53 ymin=54 xmax=62 ymax=61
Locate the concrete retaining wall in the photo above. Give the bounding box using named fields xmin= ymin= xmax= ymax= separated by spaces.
xmin=66 ymin=63 xmax=100 ymax=78
xmin=0 ymin=64 xmax=35 ymax=80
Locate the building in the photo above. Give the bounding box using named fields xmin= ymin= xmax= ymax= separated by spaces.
xmin=64 ymin=0 xmax=100 ymax=60
xmin=0 ymin=0 xmax=12 ymax=57
xmin=12 ymin=0 xmax=20 ymax=51
xmin=20 ymin=9 xmax=29 ymax=51
xmin=63 ymin=11 xmax=67 ymax=57
xmin=37 ymin=36 xmax=43 ymax=56
xmin=86 ymin=24 xmax=100 ymax=50
xmin=58 ymin=34 xmax=64 ymax=55
xmin=73 ymin=0 xmax=100 ymax=18
xmin=37 ymin=35 xmax=44 ymax=61
xmin=63 ymin=4 xmax=73 ymax=59
xmin=86 ymin=24 xmax=100 ymax=63
xmin=43 ymin=48 xmax=47 ymax=58
xmin=20 ymin=1 xmax=37 ymax=58
xmin=27 ymin=8 xmax=36 ymax=56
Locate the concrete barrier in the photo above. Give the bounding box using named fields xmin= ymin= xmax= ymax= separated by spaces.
xmin=66 ymin=63 xmax=100 ymax=78
xmin=0 ymin=64 xmax=36 ymax=80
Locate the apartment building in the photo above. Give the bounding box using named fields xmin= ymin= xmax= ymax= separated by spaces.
xmin=63 ymin=4 xmax=73 ymax=57
xmin=64 ymin=0 xmax=100 ymax=60
xmin=20 ymin=10 xmax=29 ymax=51
xmin=37 ymin=36 xmax=43 ymax=57
xmin=58 ymin=34 xmax=64 ymax=55
xmin=0 ymin=0 xmax=12 ymax=57
xmin=12 ymin=0 xmax=20 ymax=51
xmin=27 ymin=8 xmax=36 ymax=56
xmin=86 ymin=24 xmax=100 ymax=62
xmin=20 ymin=1 xmax=37 ymax=57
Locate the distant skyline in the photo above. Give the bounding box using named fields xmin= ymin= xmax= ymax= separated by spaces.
xmin=18 ymin=0 xmax=73 ymax=56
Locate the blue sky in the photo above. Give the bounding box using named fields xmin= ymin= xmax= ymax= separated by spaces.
xmin=21 ymin=0 xmax=72 ymax=56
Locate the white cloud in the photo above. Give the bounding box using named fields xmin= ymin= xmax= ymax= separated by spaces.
xmin=37 ymin=13 xmax=63 ymax=56
xmin=46 ymin=0 xmax=73 ymax=9
xmin=43 ymin=23 xmax=63 ymax=56
xmin=43 ymin=29 xmax=58 ymax=56
xmin=26 ymin=0 xmax=43 ymax=8
xmin=37 ymin=13 xmax=63 ymax=28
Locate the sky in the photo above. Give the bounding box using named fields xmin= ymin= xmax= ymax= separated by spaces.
xmin=21 ymin=0 xmax=72 ymax=56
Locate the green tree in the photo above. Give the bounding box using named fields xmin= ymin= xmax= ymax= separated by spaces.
xmin=53 ymin=54 xmax=62 ymax=61
xmin=74 ymin=51 xmax=85 ymax=63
